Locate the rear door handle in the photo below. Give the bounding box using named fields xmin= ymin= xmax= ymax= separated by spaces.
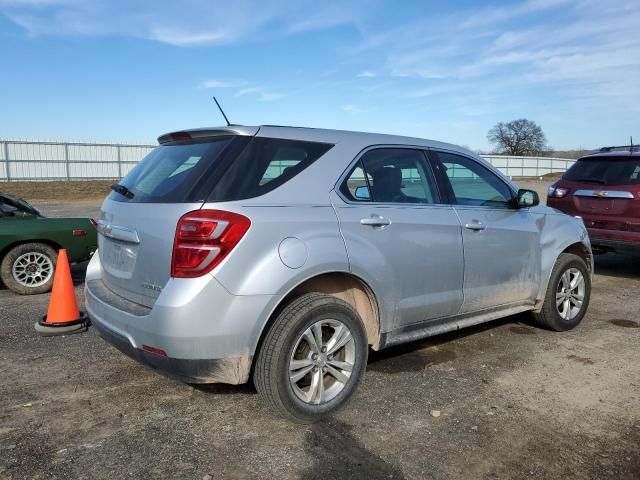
xmin=360 ymin=215 xmax=391 ymax=227
xmin=464 ymin=221 xmax=486 ymax=231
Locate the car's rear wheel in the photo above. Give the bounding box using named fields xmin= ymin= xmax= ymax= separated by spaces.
xmin=1 ymin=243 xmax=57 ymax=295
xmin=533 ymin=253 xmax=591 ymax=331
xmin=253 ymin=292 xmax=368 ymax=423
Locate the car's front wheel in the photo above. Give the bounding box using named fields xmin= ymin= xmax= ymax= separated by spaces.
xmin=0 ymin=243 xmax=57 ymax=295
xmin=254 ymin=292 xmax=368 ymax=423
xmin=533 ymin=253 xmax=591 ymax=331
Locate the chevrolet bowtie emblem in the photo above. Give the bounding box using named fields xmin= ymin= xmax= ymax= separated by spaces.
xmin=594 ymin=191 xmax=608 ymax=198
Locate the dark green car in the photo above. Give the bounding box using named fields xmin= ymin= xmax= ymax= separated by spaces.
xmin=0 ymin=193 xmax=97 ymax=295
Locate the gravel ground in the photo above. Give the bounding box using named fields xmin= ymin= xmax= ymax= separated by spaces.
xmin=1 ymin=187 xmax=639 ymax=480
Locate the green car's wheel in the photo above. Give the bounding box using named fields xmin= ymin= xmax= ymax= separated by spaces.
xmin=1 ymin=243 xmax=58 ymax=295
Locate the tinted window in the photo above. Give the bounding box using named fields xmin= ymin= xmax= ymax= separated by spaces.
xmin=564 ymin=157 xmax=640 ymax=186
xmin=110 ymin=136 xmax=333 ymax=203
xmin=0 ymin=203 xmax=17 ymax=215
xmin=110 ymin=137 xmax=234 ymax=203
xmin=433 ymin=152 xmax=513 ymax=207
xmin=208 ymin=137 xmax=333 ymax=201
xmin=341 ymin=149 xmax=437 ymax=204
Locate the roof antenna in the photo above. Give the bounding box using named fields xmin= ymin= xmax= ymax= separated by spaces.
xmin=213 ymin=96 xmax=231 ymax=126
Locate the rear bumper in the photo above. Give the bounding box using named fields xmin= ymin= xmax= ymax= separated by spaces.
xmin=589 ymin=237 xmax=640 ymax=255
xmin=84 ymin=252 xmax=278 ymax=384
xmin=588 ymin=228 xmax=640 ymax=254
xmin=91 ymin=319 xmax=251 ymax=384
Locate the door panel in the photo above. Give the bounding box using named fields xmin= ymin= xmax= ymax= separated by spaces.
xmin=333 ymin=201 xmax=464 ymax=327
xmin=429 ymin=150 xmax=541 ymax=313
xmin=455 ymin=207 xmax=540 ymax=312
xmin=334 ymin=147 xmax=464 ymax=330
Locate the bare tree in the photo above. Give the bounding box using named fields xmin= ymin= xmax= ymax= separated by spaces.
xmin=487 ymin=119 xmax=549 ymax=156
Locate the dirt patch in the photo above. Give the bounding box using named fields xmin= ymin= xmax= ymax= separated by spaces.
xmin=609 ymin=319 xmax=639 ymax=329
xmin=368 ymin=344 xmax=457 ymax=373
xmin=567 ymin=354 xmax=595 ymax=365
xmin=509 ymin=325 xmax=537 ymax=335
xmin=0 ymin=181 xmax=113 ymax=202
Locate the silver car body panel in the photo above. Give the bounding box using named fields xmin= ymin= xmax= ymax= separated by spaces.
xmin=86 ymin=125 xmax=591 ymax=385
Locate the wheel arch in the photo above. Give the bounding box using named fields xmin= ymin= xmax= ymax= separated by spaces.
xmin=0 ymin=239 xmax=62 ymax=265
xmin=252 ymin=271 xmax=382 ymax=370
xmin=561 ymin=242 xmax=593 ymax=273
xmin=535 ymin=239 xmax=593 ymax=311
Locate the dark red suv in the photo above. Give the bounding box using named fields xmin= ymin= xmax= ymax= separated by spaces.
xmin=547 ymin=146 xmax=640 ymax=255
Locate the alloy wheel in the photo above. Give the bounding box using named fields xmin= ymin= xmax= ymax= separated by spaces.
xmin=12 ymin=252 xmax=54 ymax=288
xmin=556 ymin=268 xmax=585 ymax=321
xmin=289 ymin=319 xmax=356 ymax=405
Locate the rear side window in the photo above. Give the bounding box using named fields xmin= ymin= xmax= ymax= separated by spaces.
xmin=564 ymin=157 xmax=640 ymax=186
xmin=208 ymin=137 xmax=333 ymax=201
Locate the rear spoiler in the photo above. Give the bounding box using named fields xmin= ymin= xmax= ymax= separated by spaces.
xmin=157 ymin=126 xmax=259 ymax=144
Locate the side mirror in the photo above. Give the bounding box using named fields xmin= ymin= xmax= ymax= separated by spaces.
xmin=517 ymin=189 xmax=539 ymax=208
xmin=354 ymin=186 xmax=371 ymax=200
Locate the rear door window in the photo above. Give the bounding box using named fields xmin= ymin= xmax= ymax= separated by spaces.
xmin=340 ymin=148 xmax=438 ymax=204
xmin=564 ymin=157 xmax=640 ymax=185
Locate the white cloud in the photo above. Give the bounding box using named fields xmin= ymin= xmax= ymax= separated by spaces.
xmin=149 ymin=27 xmax=231 ymax=47
xmin=357 ymin=70 xmax=376 ymax=78
xmin=354 ymin=0 xmax=640 ymax=113
xmin=199 ymin=80 xmax=235 ymax=89
xmin=0 ymin=0 xmax=372 ymax=45
xmin=235 ymin=86 xmax=283 ymax=102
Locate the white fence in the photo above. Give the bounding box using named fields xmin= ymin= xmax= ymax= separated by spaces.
xmin=480 ymin=155 xmax=575 ymax=178
xmin=0 ymin=139 xmax=575 ymax=181
xmin=0 ymin=140 xmax=155 ymax=181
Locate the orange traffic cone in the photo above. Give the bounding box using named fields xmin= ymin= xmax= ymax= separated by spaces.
xmin=35 ymin=249 xmax=88 ymax=336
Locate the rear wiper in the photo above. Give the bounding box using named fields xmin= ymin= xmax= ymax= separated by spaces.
xmin=576 ymin=178 xmax=605 ymax=185
xmin=110 ymin=183 xmax=135 ymax=199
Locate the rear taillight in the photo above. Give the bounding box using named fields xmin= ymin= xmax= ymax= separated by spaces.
xmin=171 ymin=209 xmax=251 ymax=278
xmin=548 ymin=185 xmax=569 ymax=198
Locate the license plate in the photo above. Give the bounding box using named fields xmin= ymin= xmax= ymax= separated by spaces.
xmin=103 ymin=241 xmax=126 ymax=270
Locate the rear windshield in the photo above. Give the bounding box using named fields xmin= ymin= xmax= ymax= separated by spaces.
xmin=564 ymin=156 xmax=640 ymax=186
xmin=109 ymin=136 xmax=333 ymax=203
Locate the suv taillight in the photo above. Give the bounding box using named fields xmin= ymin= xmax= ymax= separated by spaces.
xmin=171 ymin=209 xmax=251 ymax=278
xmin=548 ymin=185 xmax=569 ymax=198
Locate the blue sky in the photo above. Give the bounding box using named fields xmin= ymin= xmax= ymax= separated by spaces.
xmin=0 ymin=0 xmax=639 ymax=151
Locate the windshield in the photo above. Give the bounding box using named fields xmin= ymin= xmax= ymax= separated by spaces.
xmin=564 ymin=157 xmax=640 ymax=186
xmin=110 ymin=136 xmax=236 ymax=203
xmin=0 ymin=193 xmax=40 ymax=216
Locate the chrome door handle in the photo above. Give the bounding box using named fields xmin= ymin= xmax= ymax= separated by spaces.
xmin=360 ymin=215 xmax=391 ymax=227
xmin=464 ymin=221 xmax=486 ymax=231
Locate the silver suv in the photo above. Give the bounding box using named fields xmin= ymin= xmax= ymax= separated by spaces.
xmin=85 ymin=125 xmax=592 ymax=422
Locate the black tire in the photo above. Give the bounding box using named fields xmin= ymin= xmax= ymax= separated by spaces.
xmin=533 ymin=253 xmax=591 ymax=331
xmin=254 ymin=292 xmax=368 ymax=423
xmin=0 ymin=243 xmax=57 ymax=295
